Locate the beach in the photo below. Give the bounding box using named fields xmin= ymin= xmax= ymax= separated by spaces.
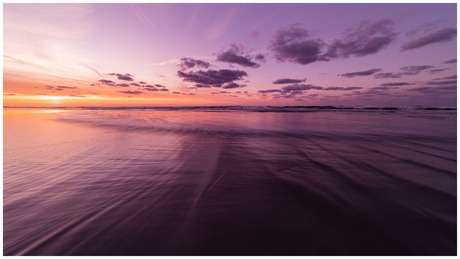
xmin=3 ymin=107 xmax=456 ymax=255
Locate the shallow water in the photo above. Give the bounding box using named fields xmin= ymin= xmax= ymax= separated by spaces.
xmin=3 ymin=108 xmax=457 ymax=255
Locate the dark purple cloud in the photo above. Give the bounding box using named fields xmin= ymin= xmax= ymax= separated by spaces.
xmin=139 ymin=81 xmax=147 ymax=84
xmin=108 ymin=73 xmax=134 ymax=81
xmin=172 ymin=91 xmax=181 ymax=94
xmin=401 ymin=27 xmax=457 ymax=51
xmin=98 ymin=79 xmax=116 ymax=85
xmin=282 ymin=84 xmax=322 ymax=91
xmin=326 ymin=19 xmax=396 ymax=59
xmin=374 ymin=72 xmax=402 ymax=79
xmin=339 ymin=68 xmax=382 ymax=78
xmin=270 ymin=20 xmax=396 ymax=66
xmin=179 ymin=57 xmax=211 ymax=70
xmin=380 ymin=82 xmax=414 ymax=86
xmin=372 ymin=86 xmax=397 ymax=91
xmin=272 ymin=78 xmax=306 ymax=84
xmin=444 ymin=58 xmax=457 ymax=64
xmin=269 ymin=24 xmax=327 ymax=65
xmin=222 ymin=82 xmax=245 ymax=89
xmin=433 ymin=74 xmax=456 ymax=80
xmin=195 ymin=84 xmax=211 ymax=88
xmin=154 ymin=84 xmax=166 ymax=88
xmin=426 ymin=80 xmax=457 ymax=85
xmin=400 ymin=65 xmax=433 ymax=75
xmin=407 ymin=87 xmax=432 ymax=92
xmin=430 ymin=68 xmax=449 ymax=73
xmin=438 ymin=85 xmax=457 ymax=91
xmin=117 ymin=90 xmax=143 ymax=95
xmin=321 ymin=86 xmax=363 ymax=91
xmin=117 ymin=83 xmax=130 ymax=87
xmin=258 ymin=89 xmax=282 ymax=94
xmin=142 ymin=84 xmax=159 ymax=91
xmin=130 ymin=83 xmax=141 ymax=87
xmin=254 ymin=53 xmax=267 ymax=62
xmin=159 ymin=89 xmax=169 ymax=92
xmin=216 ymin=44 xmax=261 ymax=68
xmin=177 ymin=69 xmax=248 ymax=88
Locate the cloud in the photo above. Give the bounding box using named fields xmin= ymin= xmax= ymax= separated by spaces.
xmin=380 ymin=82 xmax=413 ymax=86
xmin=172 ymin=91 xmax=181 ymax=94
xmin=433 ymin=74 xmax=456 ymax=80
xmin=216 ymin=44 xmax=261 ymax=68
xmin=282 ymin=84 xmax=322 ymax=91
xmin=45 ymin=85 xmax=77 ymax=91
xmin=321 ymin=86 xmax=363 ymax=91
xmin=269 ymin=24 xmax=326 ymax=65
xmin=430 ymin=68 xmax=449 ymax=73
xmin=426 ymin=80 xmax=457 ymax=85
xmin=444 ymin=58 xmax=457 ymax=64
xmin=108 ymin=73 xmax=134 ymax=81
xmin=56 ymin=85 xmax=77 ymax=89
xmin=116 ymin=83 xmax=130 ymax=87
xmin=269 ymin=20 xmax=396 ymax=65
xmin=117 ymin=90 xmax=143 ymax=95
xmin=142 ymin=84 xmax=158 ymax=91
xmin=401 ymin=27 xmax=457 ymax=51
xmin=179 ymin=57 xmax=211 ymax=70
xmin=400 ymin=65 xmax=433 ymax=75
xmin=195 ymin=84 xmax=211 ymax=88
xmin=326 ymin=19 xmax=396 ymax=59
xmin=407 ymin=87 xmax=431 ymax=92
xmin=438 ymin=85 xmax=457 ymax=91
xmin=130 ymin=83 xmax=140 ymax=87
xmin=372 ymin=86 xmax=397 ymax=90
xmin=222 ymin=82 xmax=246 ymax=89
xmin=254 ymin=53 xmax=266 ymax=62
xmin=98 ymin=79 xmax=116 ymax=85
xmin=177 ymin=69 xmax=248 ymax=88
xmin=81 ymin=63 xmax=104 ymax=78
xmin=139 ymin=81 xmax=147 ymax=84
xmin=159 ymin=89 xmax=169 ymax=92
xmin=258 ymin=89 xmax=282 ymax=94
xmin=374 ymin=72 xmax=402 ymax=79
xmin=339 ymin=68 xmax=382 ymax=78
xmin=154 ymin=84 xmax=166 ymax=88
xmin=272 ymin=78 xmax=306 ymax=84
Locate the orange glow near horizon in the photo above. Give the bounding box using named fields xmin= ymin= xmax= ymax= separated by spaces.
xmin=3 ymin=93 xmax=260 ymax=107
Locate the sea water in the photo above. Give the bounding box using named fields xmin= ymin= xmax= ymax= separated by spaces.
xmin=3 ymin=106 xmax=457 ymax=255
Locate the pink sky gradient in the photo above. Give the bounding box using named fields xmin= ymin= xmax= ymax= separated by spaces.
xmin=3 ymin=3 xmax=457 ymax=106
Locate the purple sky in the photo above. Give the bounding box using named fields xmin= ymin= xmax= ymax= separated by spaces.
xmin=3 ymin=3 xmax=457 ymax=106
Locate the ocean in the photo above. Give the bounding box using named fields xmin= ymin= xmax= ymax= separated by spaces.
xmin=3 ymin=106 xmax=457 ymax=255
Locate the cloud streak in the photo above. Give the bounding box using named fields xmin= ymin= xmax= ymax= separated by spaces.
xmin=401 ymin=27 xmax=457 ymax=51
xmin=339 ymin=68 xmax=382 ymax=78
xmin=272 ymin=78 xmax=306 ymax=84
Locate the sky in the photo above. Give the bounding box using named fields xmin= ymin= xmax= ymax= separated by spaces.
xmin=3 ymin=3 xmax=457 ymax=107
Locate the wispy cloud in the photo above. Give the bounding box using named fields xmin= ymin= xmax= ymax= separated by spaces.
xmin=205 ymin=6 xmax=238 ymax=41
xmin=339 ymin=68 xmax=382 ymax=78
xmin=401 ymin=27 xmax=457 ymax=51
